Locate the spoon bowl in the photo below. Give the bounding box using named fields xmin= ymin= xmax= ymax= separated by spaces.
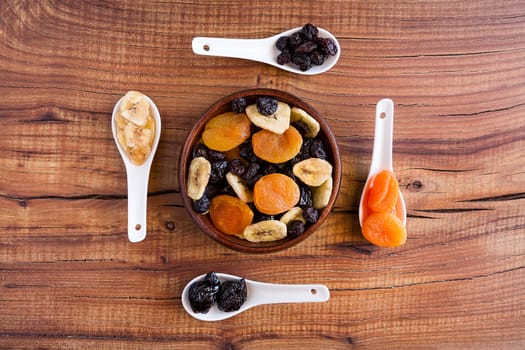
xmin=192 ymin=26 xmax=340 ymax=75
xmin=181 ymin=272 xmax=330 ymax=321
xmin=358 ymin=98 xmax=407 ymax=227
xmin=111 ymin=92 xmax=161 ymax=243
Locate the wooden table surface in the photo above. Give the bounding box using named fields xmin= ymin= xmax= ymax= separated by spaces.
xmin=1 ymin=1 xmax=524 ymax=349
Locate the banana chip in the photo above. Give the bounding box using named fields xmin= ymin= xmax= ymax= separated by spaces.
xmin=115 ymin=91 xmax=155 ymax=165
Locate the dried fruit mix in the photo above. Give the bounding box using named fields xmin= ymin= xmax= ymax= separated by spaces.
xmin=186 ymin=95 xmax=335 ymax=243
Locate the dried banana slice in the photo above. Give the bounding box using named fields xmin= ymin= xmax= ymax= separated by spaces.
xmin=243 ymin=220 xmax=287 ymax=242
xmin=292 ymin=158 xmax=332 ymax=187
xmin=187 ymin=157 xmax=211 ymax=200
xmin=279 ymin=207 xmax=306 ymax=225
xmin=245 ymin=101 xmax=291 ymax=135
xmin=291 ymin=107 xmax=320 ymax=138
xmin=119 ymin=91 xmax=150 ymax=127
xmin=226 ymin=172 xmax=253 ymax=203
xmin=313 ymin=176 xmax=333 ymax=209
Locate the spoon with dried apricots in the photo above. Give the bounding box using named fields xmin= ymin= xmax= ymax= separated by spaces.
xmin=358 ymin=99 xmax=407 ymax=247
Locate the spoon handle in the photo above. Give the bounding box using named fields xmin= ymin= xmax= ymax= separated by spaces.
xmin=192 ymin=37 xmax=273 ymax=64
xmin=369 ymin=98 xmax=395 ymax=175
xmin=125 ymin=165 xmax=150 ymax=243
xmin=248 ymin=281 xmax=330 ymax=306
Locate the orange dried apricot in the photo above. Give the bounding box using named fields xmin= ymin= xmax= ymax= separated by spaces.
xmin=202 ymin=112 xmax=251 ymax=152
xmin=252 ymin=126 xmax=303 ymax=164
xmin=209 ymin=194 xmax=254 ymax=235
xmin=368 ymin=170 xmax=399 ymax=213
xmin=253 ymin=173 xmax=300 ymax=215
xmin=362 ymin=212 xmax=407 ymax=247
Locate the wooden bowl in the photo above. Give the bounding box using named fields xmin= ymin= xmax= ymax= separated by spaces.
xmin=179 ymin=88 xmax=341 ymax=253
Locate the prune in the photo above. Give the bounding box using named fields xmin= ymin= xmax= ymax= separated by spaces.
xmin=193 ymin=194 xmax=211 ymax=213
xmin=277 ymin=50 xmax=292 ymax=65
xmin=192 ymin=143 xmax=208 ymax=159
xmin=299 ymin=185 xmax=313 ymax=207
xmin=188 ymin=272 xmax=221 ymax=314
xmin=316 ymin=37 xmax=338 ymax=56
xmin=217 ymin=279 xmax=247 ymax=312
xmin=206 ymin=149 xmax=227 ymax=161
xmin=287 ymin=220 xmax=306 ymax=238
xmin=302 ymin=206 xmax=319 ymax=224
xmin=275 ymin=36 xmax=289 ymax=51
xmin=256 ymin=97 xmax=278 ymax=116
xmin=310 ymin=139 xmax=327 ymax=159
xmin=301 ymin=23 xmax=319 ymax=41
xmin=232 ymin=97 xmax=248 ymax=113
xmin=209 ymin=160 xmax=228 ymax=183
xmin=228 ymin=158 xmax=246 ymax=177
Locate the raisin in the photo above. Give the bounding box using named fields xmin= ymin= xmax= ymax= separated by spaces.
xmin=301 ymin=23 xmax=319 ymax=41
xmin=231 ymin=97 xmax=248 ymax=113
xmin=292 ymin=121 xmax=310 ymax=136
xmin=193 ymin=194 xmax=211 ymax=213
xmin=287 ymin=220 xmax=306 ymax=238
xmin=299 ymin=62 xmax=312 ymax=72
xmin=239 ymin=141 xmax=258 ymax=162
xmin=192 ymin=143 xmax=208 ymax=159
xmin=310 ymin=139 xmax=327 ymax=159
xmin=209 ymin=160 xmax=228 ymax=183
xmin=275 ymin=36 xmax=289 ymax=51
xmin=217 ymin=279 xmax=247 ymax=312
xmin=288 ymin=31 xmax=303 ymax=47
xmin=299 ymin=185 xmax=313 ymax=207
xmin=188 ymin=272 xmax=221 ymax=314
xmin=302 ymin=206 xmax=319 ymax=224
xmin=242 ymin=162 xmax=260 ymax=182
xmin=310 ymin=50 xmax=325 ymax=65
xmin=277 ymin=50 xmax=292 ymax=65
xmin=256 ymin=97 xmax=278 ymax=116
xmin=295 ymin=41 xmax=318 ymax=54
xmin=260 ymin=162 xmax=279 ymax=176
xmin=207 ymin=149 xmax=227 ymax=161
xmin=292 ymin=53 xmax=311 ymax=67
xmin=228 ymin=158 xmax=246 ymax=176
xmin=317 ymin=37 xmax=338 ymax=56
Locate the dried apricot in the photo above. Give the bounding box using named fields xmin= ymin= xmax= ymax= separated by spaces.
xmin=253 ymin=173 xmax=300 ymax=215
xmin=209 ymin=195 xmax=254 ymax=235
xmin=368 ymin=170 xmax=399 ymax=213
xmin=252 ymin=126 xmax=303 ymax=164
xmin=202 ymin=112 xmax=251 ymax=152
xmin=362 ymin=212 xmax=407 ymax=247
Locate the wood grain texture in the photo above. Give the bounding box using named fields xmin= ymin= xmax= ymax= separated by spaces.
xmin=0 ymin=0 xmax=524 ymax=349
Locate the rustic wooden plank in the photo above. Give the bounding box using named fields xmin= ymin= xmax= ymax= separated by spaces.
xmin=1 ymin=0 xmax=524 ymax=348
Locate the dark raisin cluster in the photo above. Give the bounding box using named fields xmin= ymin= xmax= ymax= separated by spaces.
xmin=188 ymin=272 xmax=247 ymax=314
xmin=275 ymin=23 xmax=338 ymax=72
xmin=190 ymin=97 xmax=330 ymax=238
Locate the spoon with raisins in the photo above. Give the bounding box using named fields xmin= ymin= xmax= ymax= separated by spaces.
xmin=181 ymin=272 xmax=330 ymax=321
xmin=192 ymin=24 xmax=340 ymax=75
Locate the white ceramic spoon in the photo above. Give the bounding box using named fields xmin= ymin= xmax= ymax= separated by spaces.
xmin=358 ymin=98 xmax=407 ymax=227
xmin=111 ymin=93 xmax=161 ymax=243
xmin=192 ymin=26 xmax=340 ymax=75
xmin=181 ymin=273 xmax=330 ymax=321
